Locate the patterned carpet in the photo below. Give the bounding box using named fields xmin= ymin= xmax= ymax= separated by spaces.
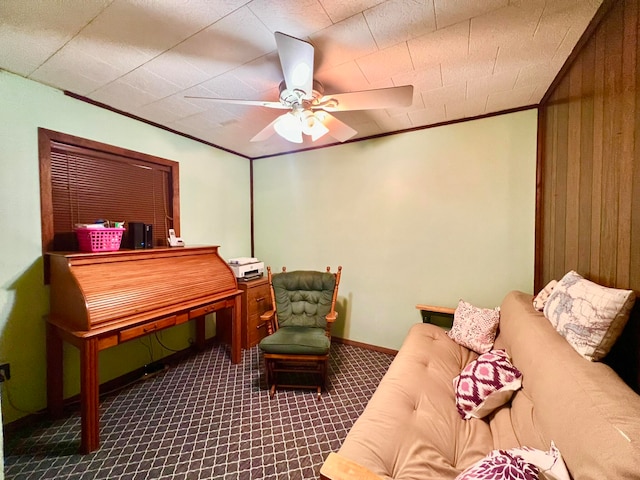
xmin=4 ymin=342 xmax=394 ymax=480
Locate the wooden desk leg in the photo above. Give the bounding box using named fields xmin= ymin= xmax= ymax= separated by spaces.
xmin=231 ymin=295 xmax=241 ymax=364
xmin=195 ymin=316 xmax=206 ymax=350
xmin=80 ymin=338 xmax=100 ymax=454
xmin=46 ymin=323 xmax=64 ymax=419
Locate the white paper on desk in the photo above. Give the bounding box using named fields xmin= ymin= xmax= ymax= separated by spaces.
xmin=228 ymin=257 xmax=259 ymax=265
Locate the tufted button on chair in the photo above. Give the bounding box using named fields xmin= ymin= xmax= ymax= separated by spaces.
xmin=258 ymin=265 xmax=342 ymax=398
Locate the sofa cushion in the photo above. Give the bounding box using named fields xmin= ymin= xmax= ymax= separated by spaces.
xmin=448 ymin=300 xmax=500 ymax=354
xmin=453 ymin=350 xmax=522 ymax=420
xmin=258 ymin=326 xmax=330 ymax=355
xmin=271 ymin=270 xmax=336 ymax=328
xmin=337 ymin=323 xmax=493 ymax=479
xmin=543 ymin=271 xmax=635 ymax=361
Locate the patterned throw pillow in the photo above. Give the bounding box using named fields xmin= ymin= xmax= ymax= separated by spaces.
xmin=453 ymin=350 xmax=522 ymax=420
xmin=456 ymin=443 xmax=570 ymax=480
xmin=455 ymin=449 xmax=539 ymax=480
xmin=508 ymin=443 xmax=570 ymax=480
xmin=447 ymin=300 xmax=500 ymax=354
xmin=543 ymin=271 xmax=636 ymax=361
xmin=533 ymin=279 xmax=557 ymax=311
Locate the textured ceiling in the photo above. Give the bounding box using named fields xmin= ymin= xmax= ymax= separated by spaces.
xmin=0 ymin=0 xmax=602 ymax=159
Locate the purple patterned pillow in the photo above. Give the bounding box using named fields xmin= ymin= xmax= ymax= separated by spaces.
xmin=447 ymin=300 xmax=500 ymax=354
xmin=456 ymin=450 xmax=539 ymax=480
xmin=456 ymin=443 xmax=570 ymax=480
xmin=453 ymin=349 xmax=522 ymax=419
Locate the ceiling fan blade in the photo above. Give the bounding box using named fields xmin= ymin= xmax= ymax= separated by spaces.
xmin=185 ymin=96 xmax=288 ymax=109
xmin=250 ymin=116 xmax=280 ymax=142
xmin=275 ymin=31 xmax=314 ymax=98
xmin=317 ymin=112 xmax=358 ymax=142
xmin=317 ymin=85 xmax=414 ymax=112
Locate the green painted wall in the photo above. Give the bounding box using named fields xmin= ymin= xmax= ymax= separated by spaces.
xmin=252 ymin=110 xmax=537 ymax=349
xmin=0 ymin=69 xmax=538 ymax=437
xmin=0 ymin=71 xmax=251 ymax=425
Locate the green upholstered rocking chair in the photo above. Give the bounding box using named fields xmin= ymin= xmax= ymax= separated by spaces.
xmin=258 ymin=265 xmax=342 ymax=398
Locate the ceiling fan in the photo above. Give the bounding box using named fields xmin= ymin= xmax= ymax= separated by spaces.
xmin=186 ymin=32 xmax=414 ymax=144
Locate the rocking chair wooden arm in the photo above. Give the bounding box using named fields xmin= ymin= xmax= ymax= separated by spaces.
xmin=260 ymin=309 xmax=276 ymax=334
xmin=326 ymin=311 xmax=338 ymax=323
xmin=320 ymin=452 xmax=383 ymax=480
xmin=260 ymin=310 xmax=275 ymax=321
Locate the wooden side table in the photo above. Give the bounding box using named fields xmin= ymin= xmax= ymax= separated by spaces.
xmin=415 ymin=304 xmax=455 ymax=330
xmin=218 ymin=276 xmax=272 ymax=349
xmin=239 ymin=277 xmax=272 ymax=348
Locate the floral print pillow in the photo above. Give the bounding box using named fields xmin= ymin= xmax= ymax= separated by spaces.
xmin=456 ymin=442 xmax=570 ymax=480
xmin=448 ymin=300 xmax=500 ymax=354
xmin=543 ymin=271 xmax=635 ymax=361
xmin=456 ymin=449 xmax=538 ymax=480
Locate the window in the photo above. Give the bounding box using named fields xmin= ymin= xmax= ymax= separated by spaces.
xmin=39 ymin=128 xmax=180 ymax=260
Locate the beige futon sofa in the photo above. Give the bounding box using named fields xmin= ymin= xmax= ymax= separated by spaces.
xmin=321 ymin=291 xmax=640 ymax=479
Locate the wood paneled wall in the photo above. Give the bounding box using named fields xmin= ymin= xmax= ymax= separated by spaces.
xmin=537 ymin=0 xmax=640 ymax=293
xmin=538 ymin=0 xmax=640 ymax=390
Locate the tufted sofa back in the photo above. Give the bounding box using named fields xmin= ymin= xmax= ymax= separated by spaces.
xmin=272 ymin=270 xmax=337 ymax=329
xmin=492 ymin=291 xmax=640 ymax=478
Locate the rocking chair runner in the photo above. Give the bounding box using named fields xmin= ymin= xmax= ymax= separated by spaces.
xmin=258 ymin=265 xmax=342 ymax=398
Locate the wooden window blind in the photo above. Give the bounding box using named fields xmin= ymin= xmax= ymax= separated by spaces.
xmin=39 ymin=128 xmax=180 ymax=258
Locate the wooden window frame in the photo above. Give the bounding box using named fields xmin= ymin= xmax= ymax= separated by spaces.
xmin=38 ymin=128 xmax=180 ymax=280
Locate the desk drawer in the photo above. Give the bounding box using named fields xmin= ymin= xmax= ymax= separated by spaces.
xmin=119 ymin=316 xmax=177 ymax=343
xmin=248 ymin=313 xmax=269 ymax=347
xmin=247 ymin=283 xmax=271 ymax=317
xmin=190 ymin=301 xmax=224 ymax=319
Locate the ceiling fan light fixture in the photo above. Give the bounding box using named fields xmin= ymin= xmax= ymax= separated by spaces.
xmin=300 ymin=110 xmax=329 ymax=141
xmin=310 ymin=121 xmax=329 ymax=141
xmin=274 ymin=112 xmax=303 ymax=143
xmin=314 ymin=110 xmax=328 ymax=121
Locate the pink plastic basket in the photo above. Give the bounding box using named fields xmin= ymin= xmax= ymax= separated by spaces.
xmin=75 ymin=227 xmax=125 ymax=252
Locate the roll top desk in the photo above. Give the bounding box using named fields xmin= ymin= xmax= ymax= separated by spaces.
xmin=46 ymin=246 xmax=242 ymax=453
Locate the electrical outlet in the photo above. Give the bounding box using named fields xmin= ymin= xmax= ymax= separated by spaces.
xmin=0 ymin=363 xmax=10 ymax=382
